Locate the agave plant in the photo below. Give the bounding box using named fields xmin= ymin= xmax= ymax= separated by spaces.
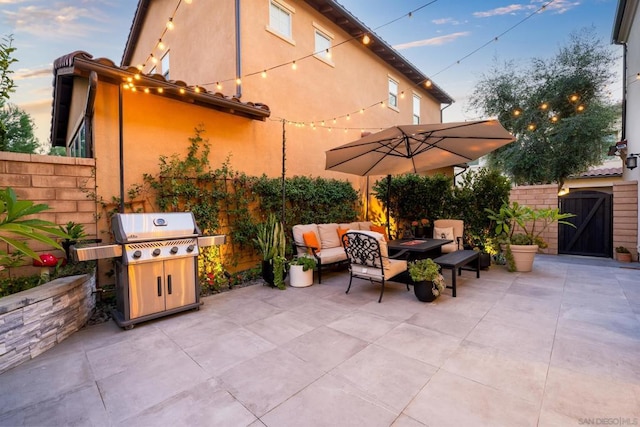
xmin=0 ymin=187 xmax=70 ymax=265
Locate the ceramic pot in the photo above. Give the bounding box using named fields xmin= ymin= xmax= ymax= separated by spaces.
xmin=413 ymin=280 xmax=438 ymax=302
xmin=509 ymin=244 xmax=538 ymax=272
xmin=617 ymin=252 xmax=632 ymax=262
xmin=289 ymin=264 xmax=313 ymax=287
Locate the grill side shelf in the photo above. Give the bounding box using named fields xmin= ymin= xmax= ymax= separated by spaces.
xmin=71 ymin=244 xmax=123 ymax=262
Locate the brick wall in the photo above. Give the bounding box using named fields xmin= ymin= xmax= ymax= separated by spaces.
xmin=613 ymin=181 xmax=639 ymax=260
xmin=0 ymin=152 xmax=97 ymax=277
xmin=510 ymin=182 xmax=639 ymax=258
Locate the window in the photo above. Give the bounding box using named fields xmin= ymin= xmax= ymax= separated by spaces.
xmin=269 ymin=0 xmax=292 ymax=39
xmin=388 ymin=78 xmax=399 ymax=108
xmin=69 ymin=120 xmax=88 ymax=158
xmin=314 ymin=25 xmax=333 ymax=63
xmin=412 ymin=94 xmax=421 ymax=124
xmin=161 ymin=52 xmax=170 ymax=80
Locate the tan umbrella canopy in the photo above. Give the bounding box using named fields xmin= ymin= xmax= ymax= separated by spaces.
xmin=325 ymin=120 xmax=515 ymax=176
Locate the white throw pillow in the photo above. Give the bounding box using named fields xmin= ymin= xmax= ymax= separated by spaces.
xmin=434 ymin=226 xmax=454 ymax=241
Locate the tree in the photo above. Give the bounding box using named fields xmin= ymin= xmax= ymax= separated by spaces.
xmin=468 ymin=28 xmax=619 ymax=190
xmin=0 ymin=34 xmax=16 ymax=105
xmin=0 ymin=104 xmax=39 ymax=153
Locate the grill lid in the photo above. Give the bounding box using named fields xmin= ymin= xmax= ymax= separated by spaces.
xmin=111 ymin=212 xmax=201 ymax=243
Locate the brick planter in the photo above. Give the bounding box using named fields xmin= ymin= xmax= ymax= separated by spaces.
xmin=0 ymin=272 xmax=96 ymax=375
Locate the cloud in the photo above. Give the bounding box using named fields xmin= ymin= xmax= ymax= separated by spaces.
xmin=2 ymin=3 xmax=110 ymax=38
xmin=473 ymin=4 xmax=533 ymax=18
xmin=14 ymin=66 xmax=52 ymax=80
xmin=432 ymin=17 xmax=461 ymax=25
xmin=533 ymin=0 xmax=581 ymax=14
xmin=474 ymin=0 xmax=580 ymax=18
xmin=393 ymin=32 xmax=470 ymax=50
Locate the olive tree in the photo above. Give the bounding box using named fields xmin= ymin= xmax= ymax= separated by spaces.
xmin=468 ymin=28 xmax=619 ymax=190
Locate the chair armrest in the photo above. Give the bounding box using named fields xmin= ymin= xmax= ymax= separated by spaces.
xmin=294 ymin=243 xmax=321 ymax=260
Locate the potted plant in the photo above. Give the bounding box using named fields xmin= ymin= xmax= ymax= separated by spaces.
xmin=615 ymin=246 xmax=632 ymax=262
xmin=408 ymin=258 xmax=446 ymax=302
xmin=486 ymin=201 xmax=576 ymax=272
xmin=467 ymin=231 xmax=494 ymax=270
xmin=254 ymin=213 xmax=287 ymax=289
xmin=288 ymin=256 xmax=316 ymax=287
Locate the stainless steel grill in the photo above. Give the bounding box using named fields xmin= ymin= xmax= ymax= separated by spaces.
xmin=72 ymin=212 xmax=225 ymax=330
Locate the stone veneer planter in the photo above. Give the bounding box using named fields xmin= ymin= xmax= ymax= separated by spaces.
xmin=0 ymin=272 xmax=96 ymax=375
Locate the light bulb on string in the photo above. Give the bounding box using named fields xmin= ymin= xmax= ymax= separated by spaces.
xmin=179 ymin=88 xmax=185 ymax=94
xmin=424 ymin=80 xmax=432 ymax=88
xmin=550 ymin=115 xmax=559 ymax=123
xmin=216 ymin=82 xmax=222 ymax=91
xmin=131 ymin=86 xmax=137 ymax=92
xmin=261 ymin=70 xmax=267 ymax=78
xmin=166 ymin=18 xmax=174 ymax=30
xmin=576 ymin=104 xmax=585 ymax=112
xmin=194 ymin=86 xmax=201 ymax=93
xmin=127 ymin=77 xmax=133 ymax=83
xmin=380 ymin=101 xmax=385 ymax=107
xmin=346 ymin=114 xmax=350 ymax=120
xmin=362 ymin=34 xmax=370 ymax=45
xmin=235 ymin=77 xmax=242 ymax=85
xmin=333 ymin=118 xmax=337 ymax=124
xmin=157 ymin=39 xmax=165 ymax=50
xmin=184 ymin=0 xmax=192 ymax=3
xmin=540 ymin=102 xmax=548 ymax=110
xmin=150 ymin=54 xmax=158 ymax=64
xmin=136 ymin=64 xmax=144 ymax=71
xmin=569 ymin=94 xmax=579 ymax=103
xmin=400 ymin=91 xmax=405 ymax=99
xmin=360 ymin=108 xmax=364 ymax=114
xmin=326 ymin=49 xmax=331 ymax=59
xmin=134 ymin=74 xmax=141 ymax=80
xmin=144 ymin=88 xmax=150 ymax=94
xmin=527 ymin=123 xmax=536 ymax=131
xmin=157 ymin=87 xmax=164 ymax=93
xmin=291 ymin=61 xmax=297 ymax=70
xmin=513 ymin=108 xmax=521 ymax=117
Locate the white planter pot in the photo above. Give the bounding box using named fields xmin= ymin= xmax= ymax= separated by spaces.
xmin=510 ymin=244 xmax=538 ymax=272
xmin=289 ymin=265 xmax=314 ymax=287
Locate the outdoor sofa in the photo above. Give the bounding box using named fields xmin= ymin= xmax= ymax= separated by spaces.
xmin=292 ymin=221 xmax=387 ymax=283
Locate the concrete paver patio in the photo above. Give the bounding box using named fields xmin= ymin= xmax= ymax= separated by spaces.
xmin=1 ymin=254 xmax=639 ymax=426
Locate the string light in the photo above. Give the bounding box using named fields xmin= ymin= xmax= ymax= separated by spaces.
xmin=157 ymin=87 xmax=164 ymax=93
xmin=527 ymin=123 xmax=536 ymax=131
xmin=134 ymin=74 xmax=141 ymax=80
xmin=144 ymin=88 xmax=150 ymax=94
xmin=424 ymin=80 xmax=432 ymax=88
xmin=261 ymin=70 xmax=267 ymax=78
xmin=179 ymin=87 xmax=185 ymax=94
xmin=400 ymin=91 xmax=405 ymax=99
xmin=150 ymin=54 xmax=158 ymax=64
xmin=235 ymin=78 xmax=241 ymax=85
xmin=569 ymin=94 xmax=579 ymax=102
xmin=166 ymin=18 xmax=175 ymax=30
xmin=576 ymin=104 xmax=585 ymax=112
xmin=184 ymin=0 xmax=192 ymax=3
xmin=540 ymin=102 xmax=548 ymax=110
xmin=513 ymin=108 xmax=522 ymax=117
xmin=346 ymin=114 xmax=350 ymax=120
xmin=326 ymin=49 xmax=331 ymax=59
xmin=362 ymin=34 xmax=371 ymax=45
xmin=216 ymin=82 xmax=222 ymax=91
xmin=550 ymin=115 xmax=559 ymax=123
xmin=291 ymin=61 xmax=297 ymax=70
xmin=157 ymin=39 xmax=165 ymax=50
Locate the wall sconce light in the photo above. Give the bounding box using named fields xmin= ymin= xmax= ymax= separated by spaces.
xmin=626 ymin=153 xmax=639 ymax=170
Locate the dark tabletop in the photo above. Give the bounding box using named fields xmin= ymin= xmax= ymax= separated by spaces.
xmin=387 ymin=238 xmax=453 ymax=252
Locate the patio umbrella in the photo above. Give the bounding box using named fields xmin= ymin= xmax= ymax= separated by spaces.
xmin=325 ymin=119 xmax=515 ymax=236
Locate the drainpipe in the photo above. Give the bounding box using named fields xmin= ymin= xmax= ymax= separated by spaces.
xmin=440 ymin=103 xmax=452 ymax=122
xmin=235 ymin=0 xmax=242 ymax=99
xmin=621 ymin=43 xmax=627 ymax=142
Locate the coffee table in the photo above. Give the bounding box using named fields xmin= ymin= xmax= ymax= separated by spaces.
xmin=387 ymin=238 xmax=453 ymax=260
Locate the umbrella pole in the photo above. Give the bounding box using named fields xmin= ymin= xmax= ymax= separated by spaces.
xmin=365 ymin=176 xmax=369 ymax=221
xmin=281 ymin=120 xmax=286 ymax=224
xmin=386 ymin=174 xmax=391 ymax=239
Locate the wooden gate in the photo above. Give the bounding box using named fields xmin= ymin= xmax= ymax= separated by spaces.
xmin=559 ymin=190 xmax=612 ymax=257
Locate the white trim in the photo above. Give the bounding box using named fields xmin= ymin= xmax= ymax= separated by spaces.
xmin=312 ymin=22 xmax=334 ymax=39
xmin=388 ymin=76 xmax=399 ymax=110
xmin=313 ymin=26 xmax=334 ymax=66
xmin=268 ymin=0 xmax=295 ymax=41
xmin=265 ymin=26 xmax=296 ymax=46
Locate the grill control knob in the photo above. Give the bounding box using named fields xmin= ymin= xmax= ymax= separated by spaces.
xmin=187 ymin=244 xmax=195 ymax=253
xmin=133 ymin=250 xmax=142 ymax=259
xmin=152 ymin=248 xmax=161 ymax=257
xmin=170 ymin=246 xmax=179 ymax=254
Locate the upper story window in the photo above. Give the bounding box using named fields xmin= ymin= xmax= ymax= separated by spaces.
xmin=161 ymin=52 xmax=170 ymax=80
xmin=313 ymin=23 xmax=333 ymax=64
xmin=269 ymin=0 xmax=293 ymax=39
xmin=388 ymin=78 xmax=399 ymax=109
xmin=412 ymin=93 xmax=421 ymax=124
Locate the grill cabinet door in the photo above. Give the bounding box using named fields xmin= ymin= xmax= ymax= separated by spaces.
xmin=163 ymin=258 xmax=197 ymax=311
xmin=128 ymin=262 xmax=165 ymax=319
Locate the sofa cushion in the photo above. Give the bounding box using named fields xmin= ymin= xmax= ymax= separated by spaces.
xmin=316 ymin=246 xmax=347 ymax=264
xmin=357 ymin=221 xmax=373 ymax=230
xmin=318 ymin=223 xmax=340 ymax=249
xmin=369 ymin=224 xmax=388 ymax=241
xmin=293 ymin=224 xmax=319 ymax=257
xmin=350 ymin=258 xmax=407 ymax=280
xmin=339 ymin=222 xmax=360 ymax=231
xmin=303 ymin=231 xmax=321 ymax=254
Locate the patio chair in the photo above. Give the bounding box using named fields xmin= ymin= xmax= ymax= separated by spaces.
xmin=433 ymin=219 xmax=464 ymax=253
xmin=341 ymin=230 xmax=410 ymax=303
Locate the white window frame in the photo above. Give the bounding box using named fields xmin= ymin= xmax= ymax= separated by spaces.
xmin=267 ymin=0 xmax=296 ymax=45
xmin=313 ymin=22 xmax=334 ymax=66
xmin=412 ymin=93 xmax=421 ymax=124
xmin=388 ymin=77 xmax=399 ymax=110
xmin=161 ymin=52 xmax=170 ymax=80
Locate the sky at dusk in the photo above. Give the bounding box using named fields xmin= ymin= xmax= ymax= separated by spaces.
xmin=1 ymin=0 xmax=623 ymax=146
